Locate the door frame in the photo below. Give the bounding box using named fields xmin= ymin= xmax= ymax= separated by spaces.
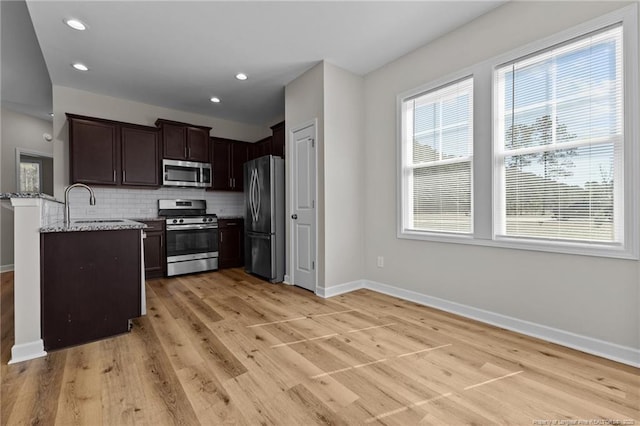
xmin=288 ymin=119 xmax=318 ymax=293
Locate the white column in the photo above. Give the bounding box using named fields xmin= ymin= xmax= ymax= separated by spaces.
xmin=9 ymin=198 xmax=46 ymax=363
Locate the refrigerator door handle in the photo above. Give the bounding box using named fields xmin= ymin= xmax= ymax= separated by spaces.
xmin=251 ymin=168 xmax=259 ymax=223
xmin=247 ymin=232 xmax=271 ymax=240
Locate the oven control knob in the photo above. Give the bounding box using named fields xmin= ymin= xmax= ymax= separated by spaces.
xmin=172 ymin=219 xmax=178 ymax=224
xmin=179 ymin=219 xmax=184 ymax=224
xmin=202 ymin=218 xmax=207 ymax=223
xmin=208 ymin=217 xmax=213 ymax=222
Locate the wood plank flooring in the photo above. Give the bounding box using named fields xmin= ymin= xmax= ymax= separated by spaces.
xmin=1 ymin=269 xmax=639 ymax=425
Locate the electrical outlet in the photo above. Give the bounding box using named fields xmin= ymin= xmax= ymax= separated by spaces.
xmin=377 ymin=256 xmax=384 ymax=268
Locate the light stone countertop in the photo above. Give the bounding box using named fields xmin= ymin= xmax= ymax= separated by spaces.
xmin=40 ymin=219 xmax=146 ymax=233
xmin=0 ymin=192 xmax=62 ymax=203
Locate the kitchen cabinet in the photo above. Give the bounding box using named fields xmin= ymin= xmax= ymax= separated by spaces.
xmin=68 ymin=114 xmax=119 ymax=185
xmin=250 ymin=136 xmax=272 ymax=160
xmin=140 ymin=220 xmax=166 ymax=279
xmin=41 ymin=229 xmax=142 ymax=351
xmin=67 ymin=114 xmax=160 ymax=187
xmin=271 ymin=121 xmax=285 ymax=158
xmin=155 ymin=118 xmax=211 ymax=162
xmin=210 ymin=137 xmax=249 ymax=192
xmin=218 ymin=218 xmax=244 ymax=269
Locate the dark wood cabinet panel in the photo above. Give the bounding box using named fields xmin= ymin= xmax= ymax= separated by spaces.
xmin=218 ymin=218 xmax=244 ymax=269
xmin=271 ymin=121 xmax=285 ymax=159
xmin=67 ymin=114 xmax=160 ymax=188
xmin=186 ymin=127 xmax=210 ymax=162
xmin=156 ymin=119 xmax=211 ymax=162
xmin=211 ymin=137 xmax=231 ymax=190
xmin=232 ymin=142 xmax=248 ymax=191
xmin=210 ymin=137 xmax=249 ymax=192
xmin=140 ymin=220 xmax=165 ymax=279
xmin=68 ymin=115 xmax=119 ymax=185
xmin=250 ymin=136 xmax=272 ymax=160
xmin=41 ymin=229 xmax=142 ymax=351
xmin=121 ymin=125 xmax=160 ymax=186
xmin=160 ymin=122 xmax=187 ymax=160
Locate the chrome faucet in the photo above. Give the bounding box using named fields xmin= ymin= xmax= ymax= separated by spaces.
xmin=64 ymin=183 xmax=96 ymax=225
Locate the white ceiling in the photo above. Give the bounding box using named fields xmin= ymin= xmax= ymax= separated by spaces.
xmin=23 ymin=1 xmax=506 ymax=127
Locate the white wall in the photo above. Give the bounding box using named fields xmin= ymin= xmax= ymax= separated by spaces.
xmin=51 ymin=85 xmax=272 ymax=198
xmin=363 ymin=0 xmax=639 ymax=353
xmin=284 ymin=62 xmax=325 ymax=285
xmin=1 ymin=107 xmax=53 ymax=268
xmin=323 ymin=62 xmax=365 ymax=287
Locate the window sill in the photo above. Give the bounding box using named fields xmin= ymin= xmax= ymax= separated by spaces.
xmin=397 ymin=229 xmax=637 ymax=260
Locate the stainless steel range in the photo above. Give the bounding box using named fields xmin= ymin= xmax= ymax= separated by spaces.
xmin=158 ymin=199 xmax=218 ymax=276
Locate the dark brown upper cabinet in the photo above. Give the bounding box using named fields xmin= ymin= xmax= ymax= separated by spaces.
xmin=67 ymin=114 xmax=160 ymax=188
xmin=210 ymin=137 xmax=249 ymax=192
xmin=271 ymin=121 xmax=285 ymax=159
xmin=121 ymin=124 xmax=160 ymax=186
xmin=249 ymin=136 xmax=272 ymax=161
xmin=155 ymin=119 xmax=211 ymax=162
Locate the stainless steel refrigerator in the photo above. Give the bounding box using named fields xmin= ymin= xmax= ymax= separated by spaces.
xmin=244 ymin=155 xmax=285 ymax=283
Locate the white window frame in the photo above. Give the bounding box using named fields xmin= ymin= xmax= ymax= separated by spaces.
xmin=398 ymin=71 xmax=475 ymax=240
xmin=396 ymin=4 xmax=638 ymax=259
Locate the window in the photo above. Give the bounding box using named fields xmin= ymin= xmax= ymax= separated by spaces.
xmin=19 ymin=159 xmax=42 ymax=193
xmin=400 ymin=77 xmax=473 ymax=234
xmin=495 ymin=25 xmax=624 ymax=245
xmin=397 ymin=5 xmax=637 ymax=258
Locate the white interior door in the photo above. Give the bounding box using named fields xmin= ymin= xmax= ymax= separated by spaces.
xmin=291 ymin=122 xmax=316 ymax=292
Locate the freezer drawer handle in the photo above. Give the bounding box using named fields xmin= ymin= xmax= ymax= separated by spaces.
xmin=248 ymin=233 xmax=271 ymax=240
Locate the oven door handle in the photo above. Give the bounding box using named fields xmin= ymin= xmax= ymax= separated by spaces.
xmin=166 ymin=224 xmax=218 ymax=231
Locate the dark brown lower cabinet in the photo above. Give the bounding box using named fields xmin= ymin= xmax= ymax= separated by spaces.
xmin=218 ymin=218 xmax=244 ymax=269
xmin=41 ymin=229 xmax=142 ymax=351
xmin=140 ymin=220 xmax=166 ymax=279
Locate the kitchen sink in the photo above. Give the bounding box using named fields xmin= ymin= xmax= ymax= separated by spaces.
xmin=73 ymin=219 xmax=125 ymax=224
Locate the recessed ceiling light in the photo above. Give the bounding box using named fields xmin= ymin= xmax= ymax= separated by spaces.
xmin=210 ymin=97 xmax=221 ymax=103
xmin=65 ymin=18 xmax=86 ymax=31
xmin=235 ymin=73 xmax=248 ymax=81
xmin=72 ymin=63 xmax=89 ymax=71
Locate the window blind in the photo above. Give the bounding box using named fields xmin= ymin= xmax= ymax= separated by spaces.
xmin=403 ymin=77 xmax=473 ymax=233
xmin=495 ymin=25 xmax=623 ymax=243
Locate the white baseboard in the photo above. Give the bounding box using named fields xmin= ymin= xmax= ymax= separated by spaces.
xmin=0 ymin=264 xmax=14 ymax=273
xmin=9 ymin=340 xmax=47 ymax=364
xmin=315 ymin=280 xmax=365 ymax=298
xmin=318 ymin=278 xmax=639 ymax=368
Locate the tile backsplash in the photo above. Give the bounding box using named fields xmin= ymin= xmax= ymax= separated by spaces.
xmin=67 ymin=187 xmax=244 ymax=219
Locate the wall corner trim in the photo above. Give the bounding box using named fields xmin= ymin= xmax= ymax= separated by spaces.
xmin=9 ymin=340 xmax=47 ymax=364
xmin=318 ymin=278 xmax=640 ymax=368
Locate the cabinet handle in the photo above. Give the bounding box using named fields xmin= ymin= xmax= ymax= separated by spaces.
xmin=229 ymin=178 xmax=232 ymax=188
xmin=185 ymin=147 xmax=188 ymax=158
xmin=187 ymin=146 xmax=191 ymax=159
xmin=220 ymin=232 xmax=223 ymax=242
xmin=113 ymin=170 xmax=116 ymax=182
xmin=122 ymin=170 xmax=126 ymax=182
xmin=226 ymin=222 xmax=237 ymax=226
xmin=160 ymin=234 xmax=163 ymax=248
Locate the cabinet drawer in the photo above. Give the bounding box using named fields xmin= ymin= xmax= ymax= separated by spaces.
xmin=139 ymin=219 xmax=165 ymax=233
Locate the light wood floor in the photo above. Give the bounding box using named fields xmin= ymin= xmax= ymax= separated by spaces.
xmin=1 ymin=269 xmax=639 ymax=425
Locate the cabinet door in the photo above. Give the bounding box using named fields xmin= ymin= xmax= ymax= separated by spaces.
xmin=271 ymin=121 xmax=285 ymax=159
xmin=187 ymin=127 xmax=209 ymax=162
xmin=121 ymin=126 xmax=160 ymax=187
xmin=69 ymin=117 xmax=119 ymax=185
xmin=143 ymin=232 xmax=165 ymax=278
xmin=41 ymin=229 xmax=141 ymax=350
xmin=161 ymin=122 xmax=187 ymax=160
xmin=219 ymin=219 xmax=243 ymax=268
xmin=231 ymin=142 xmax=248 ymax=191
xmin=211 ymin=137 xmax=231 ymax=190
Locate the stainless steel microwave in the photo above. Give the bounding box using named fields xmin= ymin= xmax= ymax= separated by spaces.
xmin=162 ymin=159 xmax=212 ymax=188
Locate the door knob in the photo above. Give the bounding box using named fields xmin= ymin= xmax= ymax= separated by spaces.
xmin=291 ymin=214 xmax=298 ymax=220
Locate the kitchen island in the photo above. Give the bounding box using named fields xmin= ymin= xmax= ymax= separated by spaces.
xmin=40 ymin=219 xmax=146 ymax=351
xmin=2 ymin=193 xmax=146 ymax=362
